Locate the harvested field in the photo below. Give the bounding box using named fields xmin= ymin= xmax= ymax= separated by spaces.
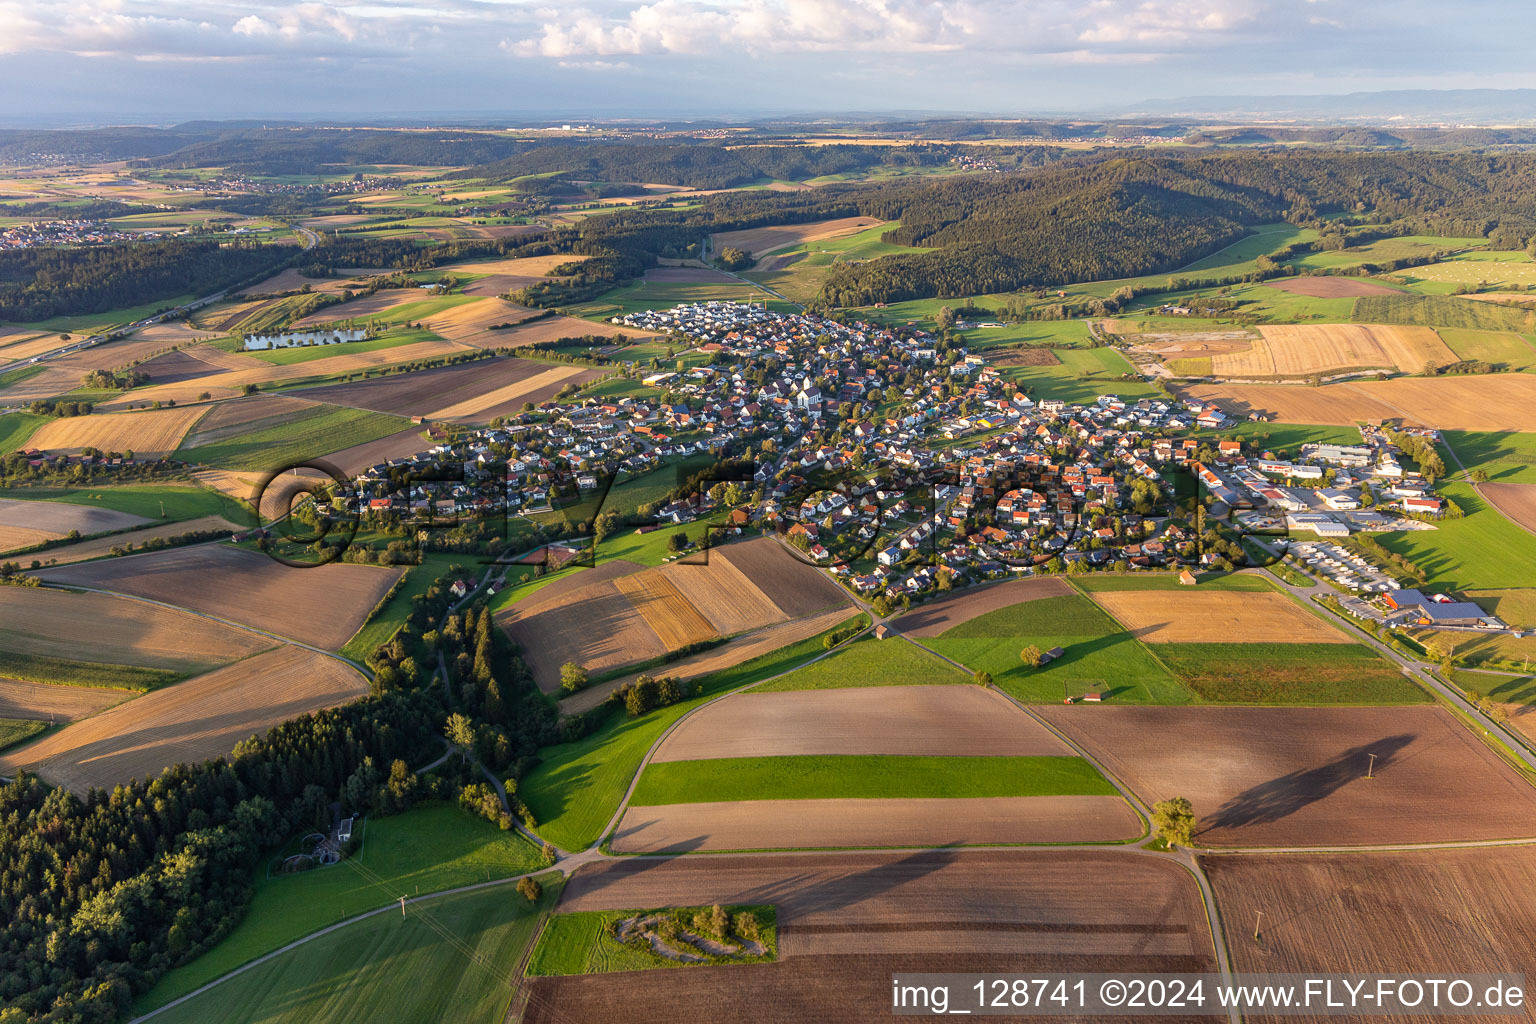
xmin=0 ymin=678 xmax=133 ymax=721
xmin=642 ymin=266 xmax=739 ymax=283
xmin=131 ymin=322 xmax=224 ymax=347
xmin=416 ymin=296 xmax=536 ymax=345
xmin=659 ymin=556 xmax=785 ymax=635
xmin=182 ymin=395 xmax=320 ymax=447
xmin=502 ymin=578 xmax=667 ymax=691
xmin=33 ymin=515 xmax=242 ymax=565
xmin=612 ymin=571 xmax=717 ymax=650
xmin=0 ymin=336 xmax=193 ymax=404
xmin=298 ymin=355 xmax=584 ymax=420
xmin=0 ymin=332 xmax=66 ymax=366
xmin=318 ymin=427 xmax=434 ymax=477
xmin=501 ymin=544 xmax=848 ymax=691
xmin=1038 ymin=705 xmax=1536 ymax=846
xmin=0 ymin=495 xmax=149 ymax=542
xmin=0 ymin=525 xmax=56 ymax=552
xmin=1088 ymin=590 xmax=1352 ymax=644
xmin=91 ymin=340 xmax=462 ymax=410
xmin=26 ymin=406 xmax=205 ymax=455
xmin=0 ymin=587 xmax=270 ymax=671
xmin=610 ymin=795 xmax=1141 ymax=853
xmin=444 ymin=311 xmax=655 ymax=351
xmin=891 ymin=577 xmax=1073 ymax=637
xmin=289 ymin=287 xmax=428 ymax=326
xmin=1208 ymin=324 xmax=1453 ymax=377
xmin=1481 ymin=482 xmax=1536 ymax=534
xmin=426 ymin=364 xmax=597 ymax=422
xmin=1127 ymin=331 xmax=1256 ymax=364
xmin=1180 ymin=374 xmax=1536 ymax=431
xmin=0 ymin=646 xmax=367 ymax=793
xmin=712 ymin=537 xmax=849 ymax=619
xmin=559 ymin=608 xmax=854 ymax=714
xmin=653 ymin=685 xmax=1071 ymax=761
xmin=37 ymin=545 xmax=403 ymax=650
xmin=711 ymin=217 xmax=885 ymax=260
xmin=1265 ymin=276 xmax=1399 ymax=297
xmin=1205 ymin=848 xmax=1536 ymax=1007
xmin=532 ymin=850 xmax=1213 ymax=1024
xmin=447 ymin=254 xmax=590 ymax=297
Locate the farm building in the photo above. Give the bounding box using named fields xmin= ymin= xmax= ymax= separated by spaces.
xmin=1385 ymin=590 xmax=1503 ymax=628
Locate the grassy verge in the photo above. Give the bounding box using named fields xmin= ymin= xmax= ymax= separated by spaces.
xmin=520 ymin=611 xmax=866 ymax=850
xmin=628 ymin=754 xmax=1115 ymax=804
xmin=149 ymin=877 xmax=562 ymax=1024
xmin=135 ymin=803 xmax=546 ymax=1013
xmin=527 ymin=905 xmax=776 ymax=976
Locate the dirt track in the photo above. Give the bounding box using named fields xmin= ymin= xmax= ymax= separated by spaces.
xmin=1038 ymin=705 xmax=1536 ymax=846
xmin=610 ymin=795 xmax=1141 ymax=852
xmin=653 ymin=685 xmax=1071 ymax=761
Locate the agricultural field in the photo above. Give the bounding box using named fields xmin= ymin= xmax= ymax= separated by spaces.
xmin=1285 ymin=234 xmax=1484 ymax=272
xmin=146 ymin=882 xmax=558 ymax=1024
xmin=653 ymin=685 xmax=1069 ymax=761
xmin=0 ymin=411 xmax=46 ymax=452
xmin=176 ymin=402 xmax=412 ymax=471
xmin=0 ymin=678 xmax=133 ymax=721
xmin=1205 ymin=848 xmax=1536 ymax=986
xmin=298 ymin=355 xmax=598 ymax=421
xmin=890 ymin=576 xmax=1074 ymax=636
xmin=1480 ymin=483 xmax=1536 ymax=534
xmin=0 ymin=586 xmax=270 ymax=674
xmin=1436 ymin=328 xmax=1536 ymax=369
xmin=1353 ymin=293 xmax=1536 ymax=331
xmin=1151 ymin=641 xmax=1424 ymax=704
xmin=1388 ymin=249 xmax=1536 ymax=290
xmin=1377 ymin=479 xmax=1536 ymax=590
xmin=1201 ymin=323 xmax=1455 ymax=377
xmin=1179 ymin=373 xmax=1536 ymax=431
xmin=527 ymin=850 xmax=1215 ymax=1023
xmin=1041 ymin=705 xmax=1536 ymax=846
xmin=1264 ymin=276 xmax=1400 ymax=298
xmin=0 ymin=493 xmax=150 ymax=553
xmin=497 ymin=537 xmax=848 ymax=691
xmin=521 ymin=612 xmax=870 ymax=851
xmin=711 ymin=216 xmax=887 ymax=262
xmin=1442 ymin=430 xmax=1536 ymax=484
xmin=921 ymin=591 xmax=1195 ymax=705
xmin=139 ymin=804 xmax=549 ymax=1012
xmin=750 ymin=634 xmax=967 ymax=692
xmin=0 ymin=718 xmax=45 ymax=752
xmin=527 ymin=904 xmax=776 ymax=976
xmin=36 ymin=544 xmax=404 ymax=650
xmin=0 ymin=645 xmax=367 ymax=793
xmin=1086 ymin=588 xmax=1353 ymax=644
xmin=25 ymin=514 xmax=243 ymax=564
xmin=25 ymin=405 xmax=206 ymax=454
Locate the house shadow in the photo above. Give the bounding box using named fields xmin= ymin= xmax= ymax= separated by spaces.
xmin=1203 ymin=734 xmax=1415 ymax=833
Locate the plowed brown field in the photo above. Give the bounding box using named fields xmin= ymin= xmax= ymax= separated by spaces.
xmin=1265 ymin=277 xmax=1399 ymax=297
xmin=36 ymin=545 xmax=403 ymax=650
xmin=1037 ymin=705 xmax=1536 ymax=846
xmin=713 ymin=538 xmax=849 ymax=618
xmin=0 ymin=646 xmax=367 ymax=792
xmin=892 ymin=577 xmax=1073 ymax=637
xmin=425 ymin=364 xmax=595 ymax=422
xmin=1088 ymin=590 xmax=1352 ymax=643
xmin=26 ymin=406 xmax=206 ymax=454
xmin=0 ymin=495 xmax=144 ymax=539
xmin=501 ymin=578 xmax=666 ymax=691
xmin=653 ymin=685 xmax=1070 ymax=761
xmin=1205 ymin=847 xmax=1536 ymax=1015
xmin=661 ymin=556 xmax=785 ymax=635
xmin=297 ymin=355 xmax=592 ymax=420
xmin=32 ymin=516 xmax=241 ymax=565
xmin=1481 ymin=482 xmax=1536 ymax=534
xmin=0 ymin=587 xmax=271 ymax=671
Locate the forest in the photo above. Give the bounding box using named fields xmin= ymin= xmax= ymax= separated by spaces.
xmin=552 ymin=150 xmax=1536 ymax=304
xmin=0 ymin=239 xmax=288 ymax=322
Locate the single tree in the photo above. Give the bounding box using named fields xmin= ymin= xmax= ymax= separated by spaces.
xmin=973 ymin=670 xmax=993 ymax=686
xmin=1019 ymin=644 xmax=1043 ymax=669
xmin=516 ymin=876 xmax=543 ymax=903
xmin=445 ymin=713 xmax=475 ymax=762
xmin=559 ymin=661 xmax=589 ymax=693
xmin=1152 ymin=797 xmax=1197 ymax=847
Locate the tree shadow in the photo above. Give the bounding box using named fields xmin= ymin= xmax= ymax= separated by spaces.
xmin=1203 ymin=734 xmax=1415 ymax=833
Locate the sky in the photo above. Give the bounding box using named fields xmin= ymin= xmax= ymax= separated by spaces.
xmin=2 ymin=0 xmax=1535 ymax=122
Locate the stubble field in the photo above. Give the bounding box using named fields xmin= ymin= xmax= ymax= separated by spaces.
xmin=26 ymin=406 xmax=207 ymax=454
xmin=1210 ymin=324 xmax=1455 ymax=377
xmin=1087 ymin=590 xmax=1353 ymax=644
xmin=0 ymin=645 xmax=368 ymax=792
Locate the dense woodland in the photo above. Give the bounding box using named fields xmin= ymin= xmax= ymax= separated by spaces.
xmin=0 ymin=240 xmax=287 ymax=322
